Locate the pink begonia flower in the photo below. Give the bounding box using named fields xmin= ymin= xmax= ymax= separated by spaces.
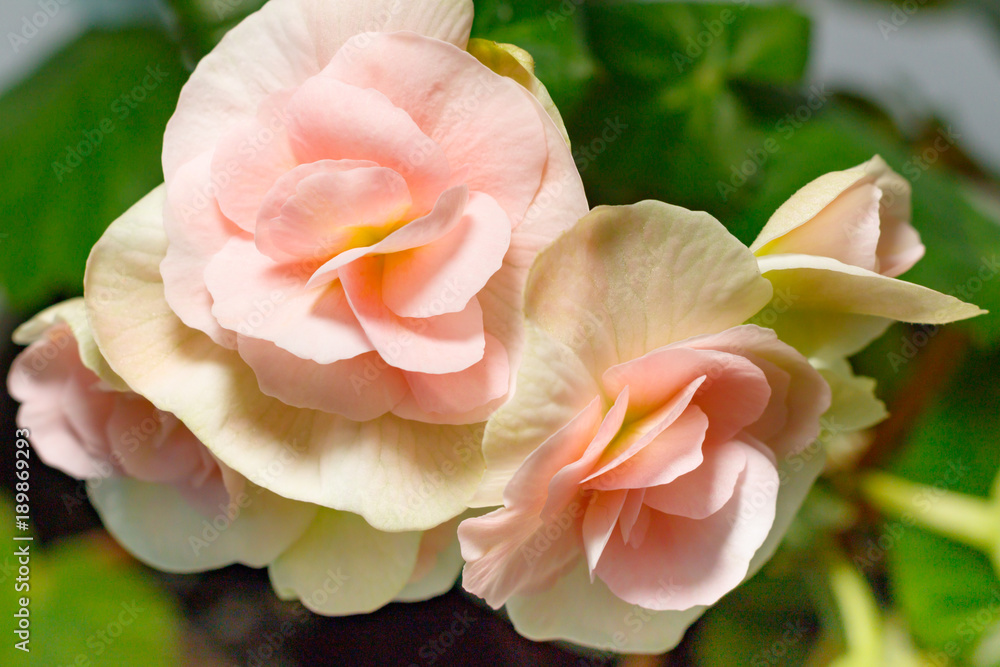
xmin=748 ymin=155 xmax=983 ymax=360
xmin=458 ymin=202 xmax=832 ymax=653
xmin=83 ymin=0 xmax=587 ymax=531
xmin=8 ymin=299 xmax=466 ymax=609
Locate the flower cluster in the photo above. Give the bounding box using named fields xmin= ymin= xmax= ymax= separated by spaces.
xmin=7 ymin=0 xmax=983 ymax=654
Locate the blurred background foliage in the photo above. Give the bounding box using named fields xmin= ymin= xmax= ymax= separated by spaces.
xmin=1 ymin=0 xmax=999 ymax=665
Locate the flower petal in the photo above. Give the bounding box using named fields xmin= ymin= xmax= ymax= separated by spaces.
xmin=395 ymin=333 xmax=509 ymax=423
xmin=236 ymin=338 xmax=408 ymax=421
xmin=756 ymin=253 xmax=985 ymax=324
xmin=85 ymin=188 xmax=485 ymax=530
xmin=505 ymin=560 xmax=705 ymax=653
xmin=255 ymin=161 xmax=413 ymax=262
xmin=204 ymin=236 xmax=374 ymax=363
xmin=396 ymin=517 xmax=464 ymax=603
xmin=643 ymin=439 xmax=750 ymax=520
xmin=162 ymin=0 xmax=474 ymax=178
xmin=160 ymin=162 xmax=244 ymax=348
xmin=340 ymin=256 xmax=486 ymax=374
xmin=323 ymin=31 xmax=547 ymax=224
xmin=524 ymin=201 xmax=773 ymax=378
xmin=459 ymin=507 xmax=581 ymax=609
xmin=284 ymin=76 xmax=450 ymax=216
xmin=268 ymin=509 xmax=422 ymax=614
xmin=382 ymin=192 xmax=511 ymax=318
xmin=683 ymin=325 xmax=831 ymax=457
xmin=89 ymin=476 xmax=317 ymax=572
xmin=473 ymin=325 xmax=600 ymax=507
xmin=594 ymin=437 xmax=779 ymax=610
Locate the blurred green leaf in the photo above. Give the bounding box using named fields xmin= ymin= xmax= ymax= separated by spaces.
xmin=0 ymin=28 xmax=187 ymax=314
xmin=881 ymin=347 xmax=1000 ymax=659
xmin=0 ymin=496 xmax=181 ymax=666
xmin=585 ymin=2 xmax=811 ymax=86
xmin=556 ymin=3 xmax=811 ymax=218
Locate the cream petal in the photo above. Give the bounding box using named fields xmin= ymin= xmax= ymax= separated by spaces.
xmin=269 ymin=509 xmax=422 ymax=614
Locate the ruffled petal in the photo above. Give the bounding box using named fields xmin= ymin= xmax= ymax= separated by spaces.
xmin=163 ymin=0 xmax=474 ymax=178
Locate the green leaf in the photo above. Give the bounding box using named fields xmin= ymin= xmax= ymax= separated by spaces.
xmin=881 ymin=346 xmax=1000 ymax=659
xmin=0 ymin=28 xmax=187 ymax=315
xmin=552 ymin=3 xmax=811 ymax=223
xmin=0 ymin=496 xmax=182 ymax=665
xmin=585 ymin=2 xmax=811 ymax=86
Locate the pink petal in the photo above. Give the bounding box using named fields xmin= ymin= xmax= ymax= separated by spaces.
xmin=594 ymin=438 xmax=779 ymax=610
xmin=643 ymin=439 xmax=750 ymax=519
xmin=876 ymin=213 xmax=925 ymax=277
xmin=584 ymin=405 xmax=709 ymax=492
xmin=210 ymin=91 xmax=299 ymax=233
xmin=255 ymin=161 xmax=413 ymax=262
xmin=284 ymin=76 xmax=450 ymax=216
xmin=500 ymin=396 xmax=606 ymax=511
xmin=582 ymin=379 xmax=704 ymax=487
xmin=618 ymin=489 xmax=647 ymax=546
xmin=396 ymin=333 xmax=509 ymax=422
xmin=541 ymin=388 xmax=631 ymax=520
xmin=8 ymin=331 xmax=114 ymax=478
xmin=324 ymin=32 xmax=547 ymax=225
xmin=685 ymin=325 xmax=831 ymax=456
xmin=162 ymin=0 xmax=474 ymax=179
xmin=161 ymin=153 xmax=245 ymax=348
xmin=382 ymin=191 xmax=511 ymax=318
xmin=765 ymin=183 xmax=883 ymax=272
xmin=236 ymin=337 xmax=408 ymax=421
xmin=106 ymin=398 xmax=222 ymax=500
xmin=305 ymin=185 xmax=468 ymax=290
xmin=339 ymin=255 xmax=486 ymax=374
xmin=603 ymin=345 xmax=772 ymax=446
xmin=581 ymin=489 xmax=628 ymax=576
xmin=204 ymin=236 xmax=375 ymax=363
xmin=459 ymin=507 xmax=581 ymax=609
